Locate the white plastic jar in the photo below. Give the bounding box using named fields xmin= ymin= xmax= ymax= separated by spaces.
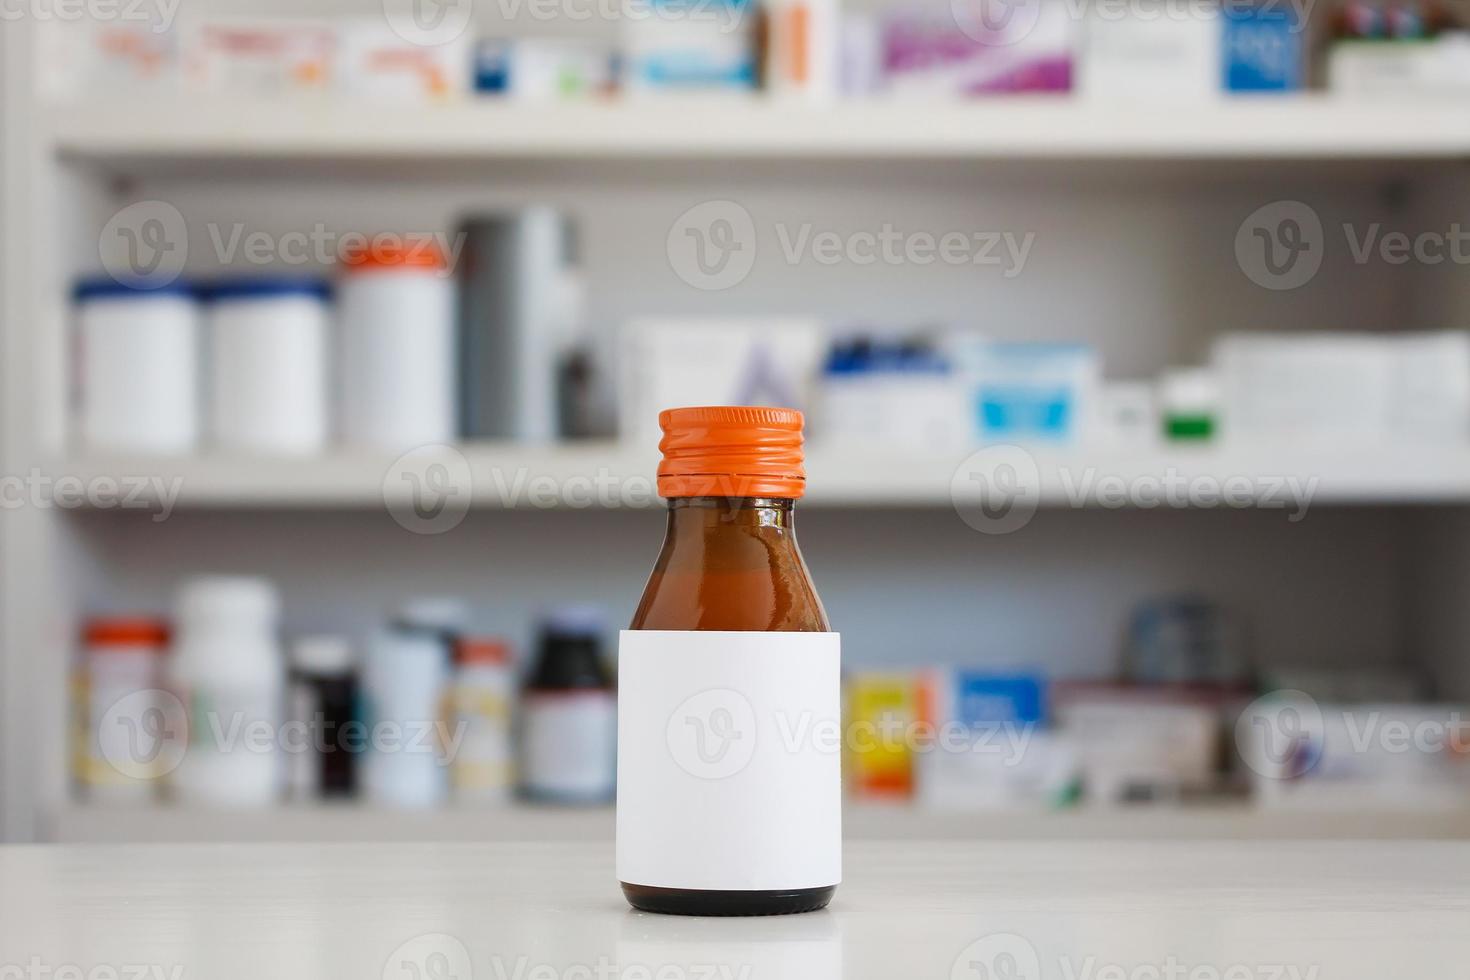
xmin=337 ymin=242 xmax=456 ymax=450
xmin=361 ymin=624 xmax=451 ymax=808
xmin=76 ymin=279 xmax=200 ymax=454
xmin=80 ymin=618 xmax=171 ymax=804
xmin=206 ymin=279 xmax=331 ymax=455
xmin=167 ymin=576 xmax=285 ymax=808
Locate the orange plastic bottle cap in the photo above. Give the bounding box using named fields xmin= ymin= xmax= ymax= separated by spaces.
xmin=458 ymin=637 xmax=512 ymax=666
xmin=340 ymin=239 xmax=447 ymax=273
xmin=84 ymin=618 xmax=170 ymax=649
xmin=656 ymin=406 xmax=806 ymax=500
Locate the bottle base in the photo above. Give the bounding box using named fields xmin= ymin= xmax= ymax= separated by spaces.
xmin=620 ymin=882 xmax=835 ymax=917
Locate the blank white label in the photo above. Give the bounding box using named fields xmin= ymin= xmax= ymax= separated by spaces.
xmin=616 ymin=630 xmax=842 ymax=891
xmin=521 ymin=691 xmax=616 ymax=799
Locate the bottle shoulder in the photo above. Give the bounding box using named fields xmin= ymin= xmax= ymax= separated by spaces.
xmin=630 ymin=545 xmax=829 ymax=632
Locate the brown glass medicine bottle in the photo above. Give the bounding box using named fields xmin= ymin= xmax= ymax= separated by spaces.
xmin=617 ymin=406 xmax=840 ymax=917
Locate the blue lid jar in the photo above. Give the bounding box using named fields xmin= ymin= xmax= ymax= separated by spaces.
xmin=73 ymin=278 xmax=199 ymax=303
xmin=205 ymin=278 xmax=333 ymax=304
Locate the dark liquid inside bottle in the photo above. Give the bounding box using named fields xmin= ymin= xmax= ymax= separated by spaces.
xmin=622 ymin=495 xmax=835 ymax=916
xmin=313 ymin=673 xmax=359 ymax=797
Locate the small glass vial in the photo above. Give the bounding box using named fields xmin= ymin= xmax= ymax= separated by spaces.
xmin=617 ymin=406 xmax=841 ymax=916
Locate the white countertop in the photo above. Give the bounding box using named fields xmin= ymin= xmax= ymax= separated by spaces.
xmin=2 ymin=841 xmax=1466 ymax=980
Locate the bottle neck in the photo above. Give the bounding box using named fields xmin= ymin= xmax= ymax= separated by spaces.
xmin=630 ymin=496 xmax=828 ymax=631
xmin=666 ymin=496 xmax=797 ymax=537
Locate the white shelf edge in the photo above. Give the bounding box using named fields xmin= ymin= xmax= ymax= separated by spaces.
xmin=46 ymin=97 xmax=1470 ymax=163
xmin=48 ymin=802 xmax=1470 ymax=844
xmin=45 ymin=443 xmax=1470 ymax=510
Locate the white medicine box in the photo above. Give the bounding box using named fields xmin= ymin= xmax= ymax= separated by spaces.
xmin=618 ymin=318 xmax=827 ymax=445
xmin=1080 ymin=2 xmax=1224 ymax=101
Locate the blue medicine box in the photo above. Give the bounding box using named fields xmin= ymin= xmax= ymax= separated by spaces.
xmin=971 ymin=342 xmax=1096 ymax=443
xmin=949 ymin=671 xmax=1047 ymax=728
xmin=1224 ymin=5 xmax=1303 ymax=92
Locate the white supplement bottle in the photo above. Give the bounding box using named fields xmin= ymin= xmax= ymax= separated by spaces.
xmin=361 ymin=621 xmax=452 ymax=808
xmin=80 ymin=618 xmax=171 ymax=803
xmin=337 ymin=243 xmax=456 ymax=450
xmin=76 ymin=279 xmax=200 ymax=455
xmin=206 ymin=279 xmax=331 ymax=455
xmin=450 ymin=637 xmax=516 ymax=804
xmin=167 ymin=576 xmax=285 ymax=807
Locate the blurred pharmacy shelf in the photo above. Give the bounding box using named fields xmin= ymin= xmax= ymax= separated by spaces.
xmin=48 ymin=803 xmax=1470 ymax=844
xmin=46 ymin=97 xmax=1470 ymax=167
xmin=51 ymin=443 xmax=1470 ymax=510
xmin=12 ymin=2 xmax=1470 ymax=846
